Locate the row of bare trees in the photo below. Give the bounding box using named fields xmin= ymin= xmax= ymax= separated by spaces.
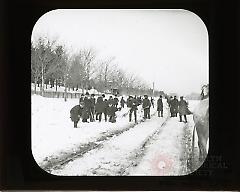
xmin=31 ymin=37 xmax=160 ymax=100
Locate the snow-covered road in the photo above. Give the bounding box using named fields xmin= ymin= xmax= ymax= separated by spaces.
xmin=50 ymin=109 xmax=170 ymax=176
xmin=32 ymin=95 xmax=200 ymax=176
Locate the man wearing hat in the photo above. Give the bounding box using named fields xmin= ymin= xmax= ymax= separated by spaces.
xmin=142 ymin=95 xmax=151 ymax=119
xmin=171 ymin=96 xmax=179 ymax=117
xmin=157 ymin=95 xmax=163 ymax=117
xmin=128 ymin=96 xmax=138 ymax=123
xmin=178 ymin=96 xmax=190 ymax=123
xmin=82 ymin=92 xmax=91 ymax=122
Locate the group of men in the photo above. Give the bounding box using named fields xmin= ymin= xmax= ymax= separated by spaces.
xmin=70 ymin=93 xmax=165 ymax=128
xmin=70 ymin=92 xmax=190 ymax=128
xmin=167 ymin=95 xmax=191 ymax=123
xmin=70 ymin=92 xmax=125 ymax=127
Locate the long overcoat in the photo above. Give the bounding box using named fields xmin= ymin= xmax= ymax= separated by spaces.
xmin=157 ymin=98 xmax=163 ymax=111
xmin=82 ymin=97 xmax=91 ymax=119
xmin=95 ymin=97 xmax=106 ymax=113
xmin=178 ymin=100 xmax=189 ymax=115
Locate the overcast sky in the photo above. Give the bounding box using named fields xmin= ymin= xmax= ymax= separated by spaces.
xmin=32 ymin=9 xmax=209 ymax=95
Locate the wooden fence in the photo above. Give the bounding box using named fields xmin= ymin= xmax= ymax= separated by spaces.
xmin=31 ymin=90 xmax=82 ymax=99
xmin=31 ymin=90 xmax=101 ymax=99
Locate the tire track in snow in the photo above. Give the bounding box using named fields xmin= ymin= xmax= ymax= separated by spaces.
xmin=50 ymin=110 xmax=170 ymax=176
xmin=43 ymin=110 xmax=158 ymax=172
xmin=115 ymin=115 xmax=170 ymax=175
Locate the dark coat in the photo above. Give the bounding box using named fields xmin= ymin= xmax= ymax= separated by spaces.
xmin=127 ymin=98 xmax=138 ymax=110
xmin=95 ymin=97 xmax=106 ymax=113
xmin=126 ymin=98 xmax=132 ymax=107
xmin=82 ymin=97 xmax=91 ymax=119
xmin=157 ymin=98 xmax=163 ymax=111
xmin=70 ymin=105 xmax=82 ymax=122
xmin=90 ymin=97 xmax=96 ymax=107
xmin=178 ymin=99 xmax=190 ymax=115
xmin=107 ymin=105 xmax=118 ymax=116
xmin=142 ymin=98 xmax=151 ymax=109
xmin=170 ymin=98 xmax=179 ymax=109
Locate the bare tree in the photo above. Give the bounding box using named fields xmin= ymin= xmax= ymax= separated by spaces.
xmin=68 ymin=48 xmax=97 ymax=93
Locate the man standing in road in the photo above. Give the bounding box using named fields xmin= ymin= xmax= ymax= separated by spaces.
xmin=178 ymin=96 xmax=190 ymax=123
xmin=157 ymin=95 xmax=163 ymax=117
xmin=120 ymin=96 xmax=125 ymax=108
xmin=142 ymin=95 xmax=151 ymax=119
xmin=171 ymin=96 xmax=179 ymax=117
xmin=127 ymin=96 xmax=138 ymax=123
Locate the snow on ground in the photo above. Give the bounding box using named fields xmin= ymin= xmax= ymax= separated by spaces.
xmin=49 ymin=105 xmax=169 ymax=176
xmin=31 ymin=94 xmax=157 ymax=167
xmin=129 ymin=117 xmax=189 ymax=176
xmin=127 ymin=100 xmax=200 ymax=176
xmin=32 ymin=94 xmax=201 ymax=176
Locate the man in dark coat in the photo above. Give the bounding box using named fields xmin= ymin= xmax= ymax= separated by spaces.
xmin=113 ymin=95 xmax=119 ymax=108
xmin=178 ymin=96 xmax=190 ymax=123
xmin=82 ymin=92 xmax=91 ymax=122
xmin=107 ymin=103 xmax=118 ymax=123
xmin=89 ymin=94 xmax=96 ymax=122
xmin=171 ymin=96 xmax=178 ymax=117
xmin=120 ymin=97 xmax=125 ymax=108
xmin=95 ymin=96 xmax=105 ymax=122
xmin=157 ymin=95 xmax=163 ymax=117
xmin=128 ymin=96 xmax=138 ymax=123
xmin=70 ymin=105 xmax=82 ymax=128
xmin=142 ymin=95 xmax=151 ymax=119
xmin=170 ymin=96 xmax=179 ymax=117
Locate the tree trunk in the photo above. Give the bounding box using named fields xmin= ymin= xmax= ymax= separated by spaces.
xmin=64 ymin=80 xmax=67 ymax=102
xmin=55 ymin=79 xmax=58 ymax=92
xmin=34 ymin=79 xmax=37 ymax=94
xmin=41 ymin=65 xmax=44 ymax=96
